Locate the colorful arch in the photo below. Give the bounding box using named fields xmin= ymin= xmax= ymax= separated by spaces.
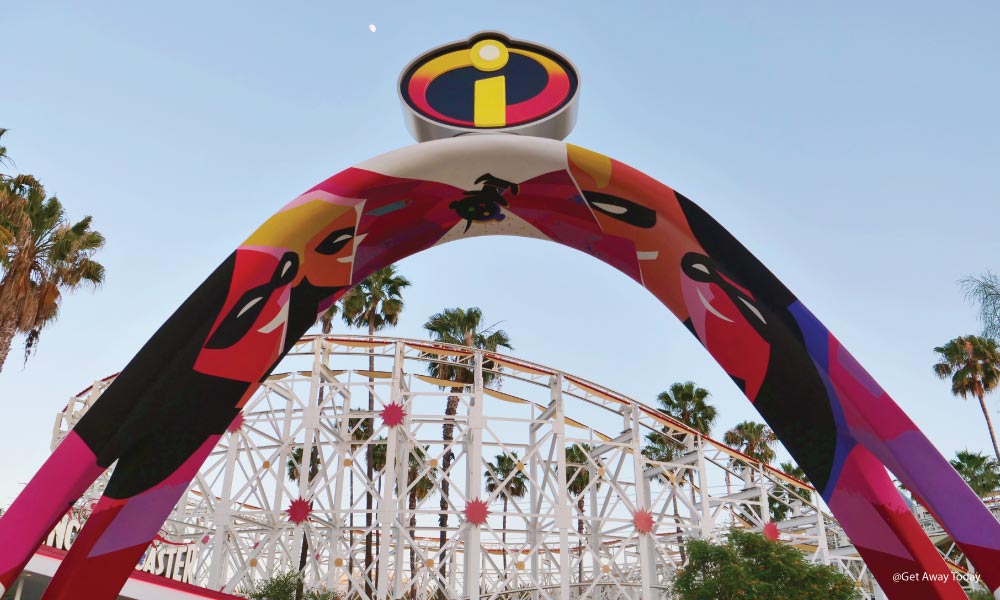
xmin=0 ymin=135 xmax=996 ymax=600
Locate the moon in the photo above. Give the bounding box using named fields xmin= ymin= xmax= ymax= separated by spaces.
xmin=368 ymin=24 xmax=376 ymax=33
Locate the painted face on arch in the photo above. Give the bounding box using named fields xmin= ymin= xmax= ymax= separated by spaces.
xmin=194 ymin=197 xmax=363 ymax=382
xmin=566 ymin=144 xmax=706 ymax=315
xmin=194 ymin=248 xmax=298 ymax=382
xmin=243 ymin=196 xmax=364 ymax=288
xmin=301 ymin=207 xmax=360 ymax=288
xmin=679 ymin=252 xmax=771 ymax=401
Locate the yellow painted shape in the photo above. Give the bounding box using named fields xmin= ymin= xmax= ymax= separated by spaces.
xmin=243 ymin=200 xmax=353 ymax=249
xmin=415 ymin=374 xmax=466 ymax=388
xmin=407 ymin=343 xmax=472 ymax=358
xmin=474 ymin=76 xmax=506 ymax=127
xmin=333 ymin=339 xmax=392 ymax=348
xmin=470 ymin=39 xmax=509 ymax=72
xmin=411 ymin=50 xmax=473 ymax=83
xmin=484 ymin=388 xmax=530 ymax=405
xmin=355 ymin=369 xmax=392 ymax=379
xmin=567 ymin=144 xmax=613 ymax=188
xmin=490 ymin=356 xmax=551 ymax=376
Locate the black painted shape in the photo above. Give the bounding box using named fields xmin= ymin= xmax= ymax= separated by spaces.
xmin=315 ymin=226 xmax=356 ymax=256
xmin=73 ymin=254 xmax=240 ymax=465
xmin=583 ymin=192 xmax=657 ymax=228
xmin=204 ymin=252 xmax=298 ymax=350
xmin=451 ymin=173 xmax=520 ymax=232
xmin=675 ymin=194 xmax=836 ymax=492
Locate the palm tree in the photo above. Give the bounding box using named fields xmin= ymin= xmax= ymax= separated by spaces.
xmin=962 ymin=272 xmax=1000 ymax=340
xmin=405 ymin=445 xmax=437 ymax=598
xmin=933 ymin=335 xmax=1000 ymax=461
xmin=648 ymin=381 xmax=717 ymax=558
xmin=565 ymin=443 xmax=598 ymax=583
xmin=344 ymin=417 xmax=372 ymax=583
xmin=368 ymin=435 xmax=388 ymax=589
xmin=318 ymin=301 xmax=339 ymax=335
xmin=0 ymin=147 xmax=105 ymax=372
xmin=340 ymin=265 xmax=411 ymax=591
xmin=771 ymin=461 xmax=812 ymax=522
xmin=363 ymin=438 xmax=434 ymax=597
xmin=643 ymin=425 xmax=684 ymax=561
xmin=950 ymin=450 xmax=1000 ymax=497
xmin=723 ymin=421 xmax=776 ymax=525
xmin=0 ymin=128 xmax=10 ymax=170
xmin=723 ymin=421 xmax=777 ymax=465
xmin=485 ymin=452 xmax=528 ymax=571
xmin=341 ymin=265 xmax=410 ymax=340
xmin=287 ymin=445 xmax=321 ymax=600
xmin=654 ymin=382 xmax=717 ymax=438
xmin=423 ymin=307 xmax=512 ymax=587
xmin=642 ymin=430 xmax=678 ymax=465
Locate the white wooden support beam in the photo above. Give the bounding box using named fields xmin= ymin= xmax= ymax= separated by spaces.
xmin=630 ymin=403 xmax=656 ymax=598
xmin=464 ymin=350 xmax=485 ymax=600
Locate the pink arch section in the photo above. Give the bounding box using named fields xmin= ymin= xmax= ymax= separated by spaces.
xmin=0 ymin=135 xmax=996 ymax=600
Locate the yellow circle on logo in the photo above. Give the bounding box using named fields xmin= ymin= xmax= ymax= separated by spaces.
xmin=470 ymin=40 xmax=509 ymax=72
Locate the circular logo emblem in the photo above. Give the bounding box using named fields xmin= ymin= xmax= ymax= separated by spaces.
xmin=399 ymin=32 xmax=580 ymax=142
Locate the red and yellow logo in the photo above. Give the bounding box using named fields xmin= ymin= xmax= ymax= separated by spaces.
xmin=400 ymin=33 xmax=579 ymax=131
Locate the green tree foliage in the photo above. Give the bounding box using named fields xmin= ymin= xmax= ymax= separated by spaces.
xmin=565 ymin=443 xmax=599 ymax=581
xmin=287 ymin=446 xmax=321 ymax=486
xmin=723 ymin=421 xmax=777 ymax=465
xmin=654 ymin=382 xmax=718 ymax=436
xmin=933 ymin=335 xmax=1000 ymax=461
xmin=950 ymin=450 xmax=1000 ymax=497
xmin=485 ymin=451 xmax=527 ymax=570
xmin=770 ymin=461 xmax=813 ymax=522
xmin=405 ymin=445 xmax=436 ymax=598
xmin=337 ymin=265 xmax=411 ymax=595
xmin=339 ymin=265 xmax=411 ymax=336
xmin=672 ymin=529 xmax=860 ymax=600
xmin=722 ymin=422 xmax=778 ymax=525
xmin=240 ymin=571 xmax=340 ymax=600
xmin=423 ymin=306 xmax=512 ymax=586
xmin=644 ymin=381 xmax=717 ymax=466
xmin=962 ymin=272 xmax=1000 ymax=341
xmin=642 ymin=382 xmax=717 ymax=562
xmin=0 ymin=128 xmax=105 ymax=372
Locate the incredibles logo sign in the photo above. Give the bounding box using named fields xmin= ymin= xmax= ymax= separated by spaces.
xmin=399 ymin=32 xmax=580 ymax=142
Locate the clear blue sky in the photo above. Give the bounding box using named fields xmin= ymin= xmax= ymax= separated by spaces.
xmin=2 ymin=1 xmax=998 ymax=505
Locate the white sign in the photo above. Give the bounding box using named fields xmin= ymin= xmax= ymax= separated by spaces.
xmin=46 ymin=513 xmax=197 ymax=584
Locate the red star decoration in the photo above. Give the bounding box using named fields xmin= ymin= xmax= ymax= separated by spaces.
xmin=227 ymin=412 xmax=244 ymax=433
xmin=380 ymin=402 xmax=406 ymax=427
xmin=633 ymin=509 xmax=655 ymax=535
xmin=287 ymin=497 xmax=312 ymax=525
xmin=464 ymin=498 xmax=490 ymax=526
xmin=763 ymin=521 xmax=780 ymax=541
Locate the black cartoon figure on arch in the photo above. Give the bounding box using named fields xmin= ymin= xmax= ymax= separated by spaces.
xmin=451 ymin=173 xmax=520 ymax=232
